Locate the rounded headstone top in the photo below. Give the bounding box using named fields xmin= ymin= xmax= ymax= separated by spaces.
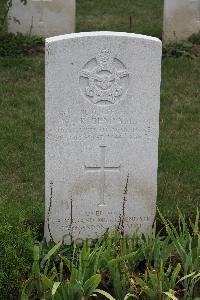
xmin=46 ymin=31 xmax=162 ymax=45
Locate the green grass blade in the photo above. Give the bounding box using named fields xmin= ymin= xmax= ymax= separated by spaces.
xmin=83 ymin=274 xmax=101 ymax=296
xmin=40 ymin=241 xmax=62 ymax=269
xmin=95 ymin=289 xmax=116 ymax=300
xmin=52 ymin=282 xmax=61 ymax=296
xmin=163 ymin=291 xmax=178 ymax=300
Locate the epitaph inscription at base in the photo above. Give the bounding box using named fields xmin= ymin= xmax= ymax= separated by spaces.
xmin=45 ymin=32 xmax=162 ymax=243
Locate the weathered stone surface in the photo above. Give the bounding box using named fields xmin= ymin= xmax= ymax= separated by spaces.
xmin=8 ymin=0 xmax=75 ymax=37
xmin=45 ymin=32 xmax=162 ymax=243
xmin=163 ymin=0 xmax=200 ymax=44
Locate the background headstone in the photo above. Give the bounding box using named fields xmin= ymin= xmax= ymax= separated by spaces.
xmin=163 ymin=0 xmax=200 ymax=44
xmin=8 ymin=0 xmax=75 ymax=37
xmin=45 ymin=32 xmax=162 ymax=243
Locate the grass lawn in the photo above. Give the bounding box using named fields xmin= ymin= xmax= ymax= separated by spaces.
xmin=77 ymin=0 xmax=163 ymax=38
xmin=0 ymin=0 xmax=199 ymax=298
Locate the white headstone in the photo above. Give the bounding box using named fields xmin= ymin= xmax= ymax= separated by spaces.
xmin=8 ymin=0 xmax=75 ymax=37
xmin=163 ymin=0 xmax=200 ymax=44
xmin=45 ymin=32 xmax=162 ymax=243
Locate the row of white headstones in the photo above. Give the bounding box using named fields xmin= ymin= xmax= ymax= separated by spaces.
xmin=8 ymin=0 xmax=200 ymax=43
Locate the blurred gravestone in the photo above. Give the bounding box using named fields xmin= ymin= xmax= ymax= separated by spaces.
xmin=163 ymin=0 xmax=200 ymax=44
xmin=8 ymin=0 xmax=75 ymax=37
xmin=45 ymin=32 xmax=162 ymax=243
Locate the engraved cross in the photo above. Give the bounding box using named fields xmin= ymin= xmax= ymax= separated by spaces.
xmin=84 ymin=146 xmax=120 ymax=206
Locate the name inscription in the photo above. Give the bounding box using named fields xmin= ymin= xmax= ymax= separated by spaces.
xmin=48 ymin=109 xmax=158 ymax=142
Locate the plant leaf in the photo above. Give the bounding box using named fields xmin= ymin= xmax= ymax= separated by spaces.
xmin=124 ymin=293 xmax=139 ymax=299
xmin=95 ymin=288 xmax=116 ymax=300
xmin=163 ymin=292 xmax=178 ymax=300
xmin=20 ymin=291 xmax=29 ymax=300
xmin=83 ymin=274 xmax=101 ymax=296
xmin=60 ymin=255 xmax=75 ymax=273
xmin=40 ymin=274 xmax=53 ymax=289
xmin=193 ymin=272 xmax=200 ymax=280
xmin=32 ymin=245 xmax=40 ymax=275
xmin=41 ymin=241 xmax=62 ymax=269
xmin=52 ymin=282 xmax=61 ymax=296
xmin=177 ymin=272 xmax=196 ymax=283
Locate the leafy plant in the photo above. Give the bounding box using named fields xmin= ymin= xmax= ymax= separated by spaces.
xmin=0 ymin=32 xmax=44 ymax=56
xmin=163 ymin=41 xmax=195 ymax=59
xmin=21 ymin=209 xmax=200 ymax=299
xmin=188 ymin=31 xmax=200 ymax=45
xmin=163 ymin=32 xmax=200 ymax=59
xmin=138 ymin=230 xmax=174 ymax=270
xmin=22 ymin=240 xmax=113 ymax=300
xmin=133 ymin=262 xmax=181 ymax=299
xmin=159 ymin=209 xmax=200 ymax=299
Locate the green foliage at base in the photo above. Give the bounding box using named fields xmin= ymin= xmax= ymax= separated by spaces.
xmin=188 ymin=31 xmax=200 ymax=45
xmin=163 ymin=32 xmax=200 ymax=59
xmin=22 ymin=210 xmax=200 ymax=300
xmin=0 ymin=33 xmax=44 ymax=57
